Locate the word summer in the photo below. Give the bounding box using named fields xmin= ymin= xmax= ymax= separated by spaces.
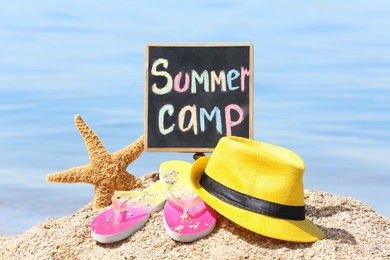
xmin=158 ymin=104 xmax=245 ymax=136
xmin=150 ymin=58 xmax=251 ymax=94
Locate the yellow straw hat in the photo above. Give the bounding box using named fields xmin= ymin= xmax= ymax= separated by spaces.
xmin=190 ymin=136 xmax=324 ymax=242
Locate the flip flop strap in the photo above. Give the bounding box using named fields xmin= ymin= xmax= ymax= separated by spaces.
xmin=112 ymin=190 xmax=162 ymax=225
xmin=111 ymin=190 xmax=146 ymax=212
xmin=164 ymin=190 xmax=205 ymax=221
xmin=111 ymin=181 xmax=173 ymax=224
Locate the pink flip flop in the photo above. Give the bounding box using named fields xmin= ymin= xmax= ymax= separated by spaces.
xmin=160 ymin=161 xmax=216 ymax=242
xmin=91 ymin=179 xmax=170 ymax=243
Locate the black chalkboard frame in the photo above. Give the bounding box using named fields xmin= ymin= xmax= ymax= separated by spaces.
xmin=144 ymin=43 xmax=254 ymax=152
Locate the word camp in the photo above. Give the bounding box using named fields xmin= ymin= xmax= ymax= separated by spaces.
xmin=150 ymin=58 xmax=251 ymax=136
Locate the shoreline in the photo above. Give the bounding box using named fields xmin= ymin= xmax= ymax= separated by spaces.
xmin=1 ymin=174 xmax=389 ymax=259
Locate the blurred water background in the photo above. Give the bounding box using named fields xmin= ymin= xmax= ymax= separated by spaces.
xmin=0 ymin=1 xmax=389 ymax=236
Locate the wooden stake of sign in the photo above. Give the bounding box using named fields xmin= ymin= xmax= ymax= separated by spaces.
xmin=193 ymin=152 xmax=206 ymax=161
xmin=144 ymin=43 xmax=254 ymax=153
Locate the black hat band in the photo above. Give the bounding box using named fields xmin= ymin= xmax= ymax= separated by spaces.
xmin=199 ymin=173 xmax=306 ymax=221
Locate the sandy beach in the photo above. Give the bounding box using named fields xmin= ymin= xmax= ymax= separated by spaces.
xmin=1 ymin=173 xmax=389 ymax=259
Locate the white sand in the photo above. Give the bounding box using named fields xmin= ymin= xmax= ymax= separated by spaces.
xmin=1 ymin=173 xmax=389 ymax=259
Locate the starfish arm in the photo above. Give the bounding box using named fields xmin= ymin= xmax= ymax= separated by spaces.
xmin=112 ymin=135 xmax=145 ymax=170
xmin=74 ymin=114 xmax=110 ymax=166
xmin=115 ymin=170 xmax=142 ymax=191
xmin=46 ymin=165 xmax=96 ymax=184
xmin=93 ymin=181 xmax=115 ymax=209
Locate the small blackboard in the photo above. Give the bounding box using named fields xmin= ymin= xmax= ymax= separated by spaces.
xmin=145 ymin=43 xmax=253 ymax=152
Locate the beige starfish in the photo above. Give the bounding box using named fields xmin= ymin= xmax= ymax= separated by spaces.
xmin=46 ymin=114 xmax=144 ymax=210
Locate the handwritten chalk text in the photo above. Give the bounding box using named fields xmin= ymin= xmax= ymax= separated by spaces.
xmin=151 ymin=58 xmax=250 ymax=95
xmin=149 ymin=52 xmax=251 ymax=139
xmin=158 ymin=104 xmax=244 ymax=136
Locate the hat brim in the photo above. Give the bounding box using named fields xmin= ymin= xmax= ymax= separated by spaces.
xmin=190 ymin=156 xmax=325 ymax=243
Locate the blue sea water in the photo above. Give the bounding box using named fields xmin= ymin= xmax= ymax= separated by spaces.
xmin=0 ymin=1 xmax=389 ymax=236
